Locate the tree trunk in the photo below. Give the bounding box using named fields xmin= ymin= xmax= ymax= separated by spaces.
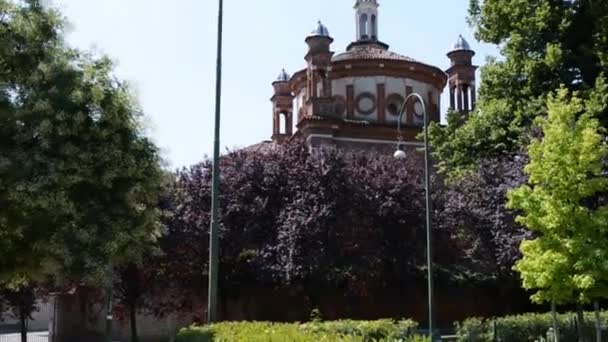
xmin=20 ymin=306 xmax=27 ymax=342
xmin=594 ymin=300 xmax=601 ymax=342
xmin=53 ymin=288 xmax=107 ymax=342
xmin=552 ymin=302 xmax=559 ymax=342
xmin=130 ymin=303 xmax=138 ymax=342
xmin=577 ymin=303 xmax=586 ymax=342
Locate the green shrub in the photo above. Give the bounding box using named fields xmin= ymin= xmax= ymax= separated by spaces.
xmin=175 ymin=325 xmax=214 ymax=342
xmin=405 ymin=335 xmax=431 ymax=342
xmin=455 ymin=311 xmax=608 ymax=342
xmin=309 ymin=308 xmax=323 ymax=322
xmin=300 ymin=319 xmax=418 ymax=340
xmin=177 ymin=319 xmax=419 ymax=342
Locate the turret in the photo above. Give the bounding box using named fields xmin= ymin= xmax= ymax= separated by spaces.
xmin=446 ymin=35 xmax=478 ymax=115
xmin=270 ymin=69 xmax=294 ymax=144
xmin=304 ymin=21 xmax=334 ymax=100
xmin=300 ymin=21 xmax=335 ymax=119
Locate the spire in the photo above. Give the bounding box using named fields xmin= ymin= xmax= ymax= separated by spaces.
xmin=354 ymin=0 xmax=379 ymax=41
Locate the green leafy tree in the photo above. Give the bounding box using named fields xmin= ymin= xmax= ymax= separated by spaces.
xmin=0 ymin=284 xmax=38 ymax=342
xmin=508 ymin=87 xmax=608 ymax=339
xmin=430 ymin=0 xmax=608 ymax=177
xmin=0 ymin=0 xmax=164 ymax=285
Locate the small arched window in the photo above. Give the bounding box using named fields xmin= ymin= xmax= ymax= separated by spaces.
xmin=279 ymin=112 xmax=288 ymax=134
xmin=371 ymin=15 xmax=377 ymax=40
xmin=359 ymin=14 xmax=368 ymax=39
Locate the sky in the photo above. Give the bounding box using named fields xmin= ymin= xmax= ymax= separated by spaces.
xmin=53 ymin=0 xmax=500 ymax=168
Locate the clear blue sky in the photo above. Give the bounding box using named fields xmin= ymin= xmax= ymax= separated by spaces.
xmin=54 ymin=0 xmax=499 ymax=168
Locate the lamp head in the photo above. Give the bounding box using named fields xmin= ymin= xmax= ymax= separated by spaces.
xmin=394 ymin=144 xmax=407 ymax=159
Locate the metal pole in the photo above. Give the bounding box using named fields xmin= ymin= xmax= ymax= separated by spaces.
xmin=208 ymin=0 xmax=223 ymax=324
xmin=396 ymin=94 xmax=435 ymax=340
xmin=106 ymin=269 xmax=114 ymax=342
xmin=551 ymin=301 xmax=559 ymax=342
xmin=594 ymin=300 xmax=601 ymax=342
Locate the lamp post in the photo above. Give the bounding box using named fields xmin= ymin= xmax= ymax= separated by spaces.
xmin=106 ymin=268 xmax=114 ymax=342
xmin=208 ymin=0 xmax=223 ymax=324
xmin=393 ymin=93 xmax=436 ymax=340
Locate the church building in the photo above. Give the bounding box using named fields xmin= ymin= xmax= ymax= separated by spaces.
xmin=269 ymin=0 xmax=477 ymax=150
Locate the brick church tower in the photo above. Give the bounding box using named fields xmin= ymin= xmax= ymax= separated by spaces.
xmin=264 ymin=1 xmax=477 ymax=150
xmin=301 ymin=21 xmax=335 ymax=120
xmin=271 ymin=69 xmax=294 ymax=144
xmin=446 ymin=35 xmax=478 ymax=115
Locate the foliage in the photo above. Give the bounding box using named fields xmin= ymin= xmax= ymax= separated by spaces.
xmin=0 ymin=284 xmax=38 ymax=322
xmin=508 ymin=88 xmax=608 ymax=304
xmin=455 ymin=311 xmax=608 ymax=342
xmin=144 ymin=139 xmax=537 ymax=318
xmin=0 ymin=0 xmax=165 ymax=284
xmin=430 ymin=0 xmax=608 ymax=177
xmin=113 ymin=262 xmax=154 ymax=342
xmin=176 ymin=320 xmax=422 ymax=342
xmin=0 ymin=283 xmax=44 ymax=342
xmin=299 ymin=319 xmax=419 ymax=340
xmin=436 ymin=154 xmax=530 ymax=283
xmin=155 ymin=142 xmax=459 ymax=315
xmin=309 ymin=308 xmax=323 ymax=322
xmin=112 ymin=181 xmax=175 ymax=340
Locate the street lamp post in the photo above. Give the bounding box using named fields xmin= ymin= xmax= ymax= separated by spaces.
xmin=208 ymin=0 xmax=224 ymax=324
xmin=393 ymin=93 xmax=436 ymax=340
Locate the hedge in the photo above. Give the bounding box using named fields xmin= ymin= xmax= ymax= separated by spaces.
xmin=455 ymin=311 xmax=608 ymax=342
xmin=176 ymin=319 xmax=424 ymax=342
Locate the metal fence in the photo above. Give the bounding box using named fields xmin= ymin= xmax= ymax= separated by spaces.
xmin=0 ymin=332 xmax=49 ymax=342
xmin=0 ymin=323 xmax=49 ymax=342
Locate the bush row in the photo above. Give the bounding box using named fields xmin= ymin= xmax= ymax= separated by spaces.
xmin=455 ymin=311 xmax=608 ymax=342
xmin=176 ymin=319 xmax=425 ymax=342
xmin=176 ymin=311 xmax=608 ymax=341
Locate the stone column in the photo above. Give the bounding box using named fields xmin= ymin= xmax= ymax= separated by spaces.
xmin=463 ymin=84 xmax=470 ymax=112
xmin=273 ymin=112 xmax=279 ymax=135
xmin=377 ymin=83 xmax=386 ymax=123
xmin=286 ymin=111 xmax=293 ymax=135
xmin=470 ymin=85 xmax=477 ymax=109
xmin=346 ymin=85 xmax=355 ymax=119
xmin=449 ymin=86 xmax=456 ymax=110
xmin=456 ymin=84 xmax=463 ymax=112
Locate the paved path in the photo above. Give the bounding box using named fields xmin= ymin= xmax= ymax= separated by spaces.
xmin=0 ymin=332 xmax=49 ymax=342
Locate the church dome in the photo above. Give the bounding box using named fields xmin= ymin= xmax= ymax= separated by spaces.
xmin=333 ymin=42 xmax=419 ymax=63
xmin=308 ymin=20 xmax=331 ymax=38
xmin=451 ymin=35 xmax=472 ymax=52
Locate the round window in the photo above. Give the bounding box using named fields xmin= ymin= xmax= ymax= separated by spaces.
xmin=386 ymin=94 xmax=405 ymax=116
xmin=355 ymin=93 xmax=376 ymax=115
xmin=413 ymin=101 xmax=424 ymax=118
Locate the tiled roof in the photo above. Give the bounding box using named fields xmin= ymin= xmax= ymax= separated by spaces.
xmin=333 ymin=43 xmax=420 ymax=63
xmin=241 ymin=141 xmax=279 ymax=154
